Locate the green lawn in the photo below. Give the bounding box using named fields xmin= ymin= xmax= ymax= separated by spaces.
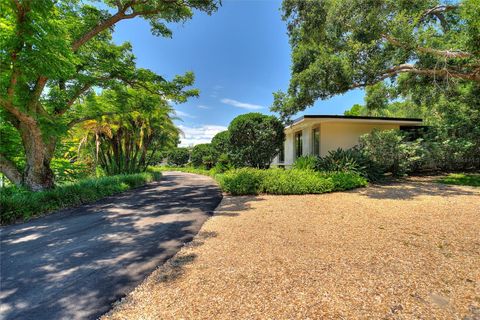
xmin=437 ymin=173 xmax=480 ymax=187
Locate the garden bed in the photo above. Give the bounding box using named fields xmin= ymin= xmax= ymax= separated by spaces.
xmin=0 ymin=171 xmax=162 ymax=224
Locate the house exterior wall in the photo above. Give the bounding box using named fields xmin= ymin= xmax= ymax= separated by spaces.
xmin=272 ymin=120 xmax=406 ymax=167
xmin=319 ymin=122 xmax=398 ymax=157
xmin=284 ymin=131 xmax=295 ymax=165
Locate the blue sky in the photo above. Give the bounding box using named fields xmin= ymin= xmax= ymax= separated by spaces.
xmin=113 ymin=0 xmax=365 ymax=146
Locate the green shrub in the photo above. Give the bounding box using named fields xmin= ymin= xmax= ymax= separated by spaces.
xmin=359 ymin=129 xmax=423 ymax=177
xmin=217 ymin=168 xmax=265 ymax=195
xmin=214 ymin=153 xmax=233 ymax=173
xmin=292 ymin=155 xmax=318 ymax=171
xmin=217 ymin=168 xmax=367 ymax=195
xmin=0 ymin=171 xmax=162 ymax=225
xmin=211 ymin=131 xmax=230 ymax=155
xmin=316 ymin=147 xmax=382 ymax=181
xmin=190 ymin=143 xmax=215 ymax=168
xmin=260 ymin=169 xmax=335 ymax=194
xmin=153 ymin=166 xmax=367 ymax=195
xmin=228 ymin=113 xmax=285 ymax=168
xmin=327 ymin=171 xmax=369 ymax=190
xmin=51 ymin=158 xmax=93 ymax=184
xmin=167 ymin=148 xmax=190 ymax=166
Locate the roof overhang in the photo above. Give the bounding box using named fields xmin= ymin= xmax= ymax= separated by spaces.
xmin=285 ymin=115 xmax=423 ymax=131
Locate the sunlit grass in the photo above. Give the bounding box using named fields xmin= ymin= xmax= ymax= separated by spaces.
xmin=437 ymin=173 xmax=480 ymax=187
xmin=1 ymin=171 xmax=162 ymax=225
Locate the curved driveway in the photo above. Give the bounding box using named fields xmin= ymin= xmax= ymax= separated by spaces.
xmin=0 ymin=172 xmax=222 ymax=320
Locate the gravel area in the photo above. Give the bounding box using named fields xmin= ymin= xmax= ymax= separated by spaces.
xmin=103 ymin=178 xmax=480 ymax=319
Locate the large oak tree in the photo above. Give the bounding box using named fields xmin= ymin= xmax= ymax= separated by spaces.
xmin=0 ymin=0 xmax=218 ymax=190
xmin=272 ymin=0 xmax=480 ymax=119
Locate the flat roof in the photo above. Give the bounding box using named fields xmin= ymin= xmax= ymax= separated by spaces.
xmin=289 ymin=115 xmax=423 ymax=126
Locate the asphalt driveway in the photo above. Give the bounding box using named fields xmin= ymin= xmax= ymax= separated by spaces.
xmin=0 ymin=172 xmax=222 ymax=320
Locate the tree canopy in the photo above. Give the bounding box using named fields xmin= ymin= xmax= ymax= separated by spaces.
xmin=0 ymin=0 xmax=218 ymax=190
xmin=75 ymin=87 xmax=180 ymax=175
xmin=272 ymin=0 xmax=480 ymax=118
xmin=228 ymin=113 xmax=285 ymax=169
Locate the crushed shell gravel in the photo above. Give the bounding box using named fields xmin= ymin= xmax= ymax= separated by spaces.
xmin=103 ymin=178 xmax=480 ymax=320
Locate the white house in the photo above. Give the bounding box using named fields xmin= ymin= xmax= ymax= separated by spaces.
xmin=272 ymin=115 xmax=423 ymax=167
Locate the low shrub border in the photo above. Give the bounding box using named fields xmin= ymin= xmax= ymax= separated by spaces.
xmin=0 ymin=171 xmax=162 ymax=225
xmin=218 ymin=168 xmax=368 ymax=195
xmin=157 ymin=166 xmax=368 ymax=196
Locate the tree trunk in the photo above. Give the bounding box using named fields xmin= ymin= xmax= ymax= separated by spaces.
xmin=18 ymin=122 xmax=56 ymax=191
xmin=0 ymin=154 xmax=23 ymax=186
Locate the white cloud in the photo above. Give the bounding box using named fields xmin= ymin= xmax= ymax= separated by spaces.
xmin=177 ymin=124 xmax=227 ymax=147
xmin=221 ymin=98 xmax=264 ymax=110
xmin=174 ymin=110 xmax=195 ymax=119
xmin=198 ymin=105 xmax=210 ymax=109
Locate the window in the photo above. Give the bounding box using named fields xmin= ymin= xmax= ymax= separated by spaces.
xmin=295 ymin=131 xmax=303 ymax=158
xmin=278 ymin=143 xmax=285 ymax=163
xmin=312 ymin=127 xmax=320 ymax=156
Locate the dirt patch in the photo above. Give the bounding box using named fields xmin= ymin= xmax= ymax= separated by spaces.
xmin=103 ymin=180 xmax=480 ymax=320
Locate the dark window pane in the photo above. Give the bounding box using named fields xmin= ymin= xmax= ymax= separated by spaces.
xmin=295 ymin=131 xmax=303 ymax=158
xmin=312 ymin=128 xmax=320 ymax=156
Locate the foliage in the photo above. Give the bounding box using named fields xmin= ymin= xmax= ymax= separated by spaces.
xmin=154 ymin=166 xmax=367 ymax=195
xmin=0 ymin=0 xmax=217 ymax=190
xmin=217 ymin=168 xmax=367 ymax=195
xmin=273 ymin=0 xmax=480 ymax=118
xmin=420 ymin=84 xmax=480 ymax=171
xmin=190 ymin=143 xmax=216 ymax=168
xmin=217 ymin=168 xmax=265 ymax=195
xmin=76 ymin=88 xmax=180 ymax=175
xmin=343 ymin=82 xmax=480 ymax=172
xmin=154 ymin=166 xmax=216 ymax=177
xmin=228 ymin=113 xmax=285 ymax=169
xmin=292 ymin=155 xmax=317 ymax=171
xmin=359 ymin=129 xmax=423 ymax=177
xmin=213 ymin=153 xmax=233 ymax=173
xmin=343 ymin=104 xmax=363 ymax=116
xmin=167 ymin=148 xmax=190 ymax=167
xmin=0 ymin=171 xmax=162 ymax=224
xmin=316 ymin=148 xmax=382 ymax=181
xmin=50 ymin=158 xmax=92 ymax=184
xmin=437 ymin=173 xmax=480 ymax=187
xmin=211 ymin=131 xmax=230 ymax=156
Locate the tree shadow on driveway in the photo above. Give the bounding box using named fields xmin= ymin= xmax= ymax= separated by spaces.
xmin=0 ymin=172 xmax=222 ymax=320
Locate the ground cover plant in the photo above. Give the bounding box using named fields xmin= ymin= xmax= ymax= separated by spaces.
xmin=437 ymin=173 xmax=480 ymax=187
xmin=0 ymin=171 xmax=162 ymax=224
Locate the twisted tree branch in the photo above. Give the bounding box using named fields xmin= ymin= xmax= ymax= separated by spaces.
xmin=0 ymin=153 xmax=23 ymax=186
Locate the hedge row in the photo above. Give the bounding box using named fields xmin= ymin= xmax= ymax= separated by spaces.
xmin=0 ymin=171 xmax=162 ymax=224
xmin=158 ymin=166 xmax=367 ymax=196
xmin=217 ymin=168 xmax=367 ymax=195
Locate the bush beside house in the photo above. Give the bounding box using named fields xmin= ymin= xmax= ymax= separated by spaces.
xmin=228 ymin=113 xmax=285 ymax=169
